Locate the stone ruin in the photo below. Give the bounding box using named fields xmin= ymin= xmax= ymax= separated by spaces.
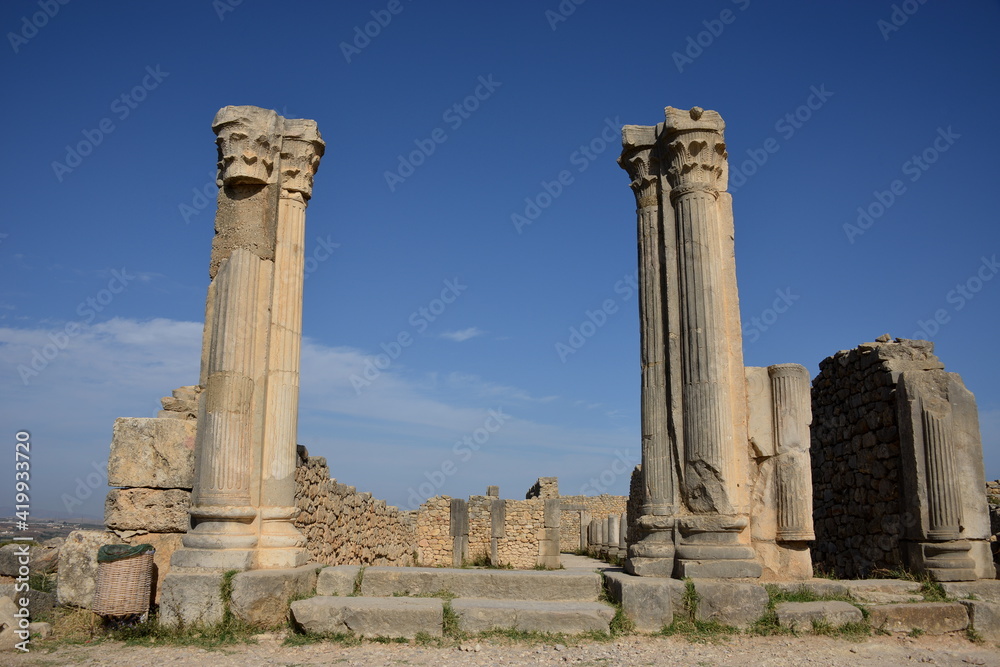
xmin=73 ymin=103 xmax=996 ymax=631
xmin=618 ymin=107 xmax=816 ymax=579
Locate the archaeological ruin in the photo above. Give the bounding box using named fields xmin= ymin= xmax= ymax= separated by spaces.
xmin=38 ymin=103 xmax=998 ymax=639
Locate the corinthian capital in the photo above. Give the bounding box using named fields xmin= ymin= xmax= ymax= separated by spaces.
xmin=212 ymin=106 xmax=282 ymax=186
xmin=618 ymin=124 xmax=659 ymax=207
xmin=658 ymin=106 xmax=728 ymax=196
xmin=279 ymin=118 xmax=325 ymax=201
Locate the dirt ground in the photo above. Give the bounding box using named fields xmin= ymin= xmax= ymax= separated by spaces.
xmin=8 ymin=632 xmax=1000 ymax=667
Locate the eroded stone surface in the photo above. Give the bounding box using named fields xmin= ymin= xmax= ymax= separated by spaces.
xmin=56 ymin=530 xmax=124 ymax=609
xmin=108 ymin=417 xmax=196 ymax=488
xmin=291 ymin=596 xmax=443 ymax=638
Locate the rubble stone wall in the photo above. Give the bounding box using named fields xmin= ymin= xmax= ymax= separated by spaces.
xmin=415 ymin=496 xmax=453 ymax=566
xmin=294 ymin=456 xmax=416 ymax=567
xmin=495 ymin=499 xmax=545 ymax=568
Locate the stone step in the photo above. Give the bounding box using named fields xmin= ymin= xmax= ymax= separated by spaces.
xmin=774 ymin=601 xmax=863 ymax=631
xmin=290 ymin=596 xmax=443 ymax=638
xmin=451 ymin=599 xmax=615 ymax=634
xmin=359 ymin=566 xmax=602 ymax=601
xmin=865 ymin=602 xmax=969 ymax=635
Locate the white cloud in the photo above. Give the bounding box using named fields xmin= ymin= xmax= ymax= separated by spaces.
xmin=440 ymin=327 xmax=484 ymax=342
xmin=0 ymin=317 xmax=636 ymax=517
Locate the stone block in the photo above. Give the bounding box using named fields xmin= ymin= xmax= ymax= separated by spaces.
xmin=768 ymin=580 xmax=851 ymax=598
xmin=960 ymin=599 xmax=1000 ymax=642
xmin=452 ymin=599 xmax=614 ymax=634
xmin=544 ymin=499 xmax=561 ymax=528
xmin=56 ymin=530 xmax=123 ymax=609
xmin=844 ymin=579 xmax=923 ymax=603
xmin=28 ymin=621 xmax=51 ymax=639
xmin=0 ymin=596 xmax=20 ymax=652
xmin=291 ymin=596 xmax=442 ymax=638
xmin=107 ymin=417 xmax=196 ymax=488
xmin=104 ymin=488 xmax=190 ymax=532
xmin=316 ymin=565 xmax=360 ymax=596
xmin=0 ymin=585 xmax=56 ymax=621
xmin=775 ymin=601 xmax=863 ymax=630
xmin=359 ymin=567 xmax=601 ymax=601
xmin=230 ymin=564 xmax=319 ymax=628
xmin=676 ymin=560 xmax=763 ymax=579
xmin=692 ymin=581 xmax=769 ymax=629
xmin=604 ymin=570 xmax=684 ymax=632
xmin=0 ymin=543 xmax=56 ymax=577
xmin=942 ymin=580 xmax=1000 ymax=602
xmin=866 ymin=602 xmax=968 ymax=634
xmin=158 ymin=572 xmax=225 ymax=628
xmin=624 ymin=557 xmax=676 ymax=578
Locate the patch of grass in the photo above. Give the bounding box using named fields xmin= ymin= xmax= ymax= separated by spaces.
xmin=966 ymin=626 xmax=984 ymax=644
xmin=868 ymin=566 xmax=918 ymax=581
xmin=609 ymin=603 xmax=635 ymax=637
xmin=812 ymin=564 xmax=837 ymax=580
xmin=907 ymin=627 xmax=924 ymax=638
xmin=351 ymin=566 xmax=365 ymax=596
xmin=659 ymin=617 xmax=738 ymax=644
xmin=441 ymin=600 xmax=463 ymax=639
xmin=748 ymin=583 xmax=869 ymax=638
xmin=812 ymin=619 xmax=871 ymax=641
xmin=370 ymin=635 xmax=408 ymax=644
xmin=918 ymin=579 xmax=949 ymax=602
xmin=29 ymin=571 xmax=56 ymax=593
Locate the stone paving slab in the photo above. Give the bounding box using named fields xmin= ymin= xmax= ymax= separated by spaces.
xmin=360 ymin=567 xmax=601 ymax=601
xmin=451 ymin=599 xmax=615 ymax=634
xmin=843 ymin=579 xmax=923 ymax=603
xmin=775 ymin=601 xmax=863 ymax=631
xmin=290 ymin=596 xmax=443 ymax=638
xmin=603 ymin=570 xmax=682 ymax=632
xmin=865 ymin=602 xmax=968 ymax=635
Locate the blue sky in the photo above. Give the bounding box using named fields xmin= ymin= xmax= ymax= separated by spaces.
xmin=1 ymin=0 xmax=998 ymax=520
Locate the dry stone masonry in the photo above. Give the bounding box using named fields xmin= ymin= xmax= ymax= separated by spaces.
xmin=811 ymin=337 xmax=993 ymax=580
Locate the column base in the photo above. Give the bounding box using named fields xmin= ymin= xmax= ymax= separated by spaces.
xmin=674 ymin=515 xmax=760 ymax=578
xmin=908 ymin=540 xmax=978 ymax=582
xmin=170 ymin=547 xmax=256 ymax=571
xmin=259 ymin=506 xmax=308 ymax=550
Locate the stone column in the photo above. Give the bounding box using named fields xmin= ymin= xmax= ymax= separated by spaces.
xmin=580 ymin=510 xmax=591 ymax=551
xmin=607 ymin=514 xmax=621 ymax=559
xmin=619 ymin=126 xmax=677 ymax=577
xmin=177 ymin=106 xmax=283 ymax=571
xmin=659 ymin=107 xmax=755 ymax=578
xmin=922 ymin=410 xmax=962 ymax=540
xmin=256 ymin=119 xmax=324 ymax=568
xmin=769 ymin=364 xmax=815 ymax=542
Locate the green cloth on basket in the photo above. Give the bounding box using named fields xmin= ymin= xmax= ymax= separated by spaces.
xmin=97 ymin=543 xmax=155 ymax=563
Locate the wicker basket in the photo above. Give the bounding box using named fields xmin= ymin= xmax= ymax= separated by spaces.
xmin=92 ymin=549 xmax=154 ymax=616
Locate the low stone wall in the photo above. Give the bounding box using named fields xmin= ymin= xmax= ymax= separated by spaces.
xmin=294 ymin=456 xmax=416 ymax=567
xmin=468 ymin=495 xmax=493 ymax=563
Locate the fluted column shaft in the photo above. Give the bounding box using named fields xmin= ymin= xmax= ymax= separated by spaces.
xmin=922 ymin=410 xmax=962 ymax=540
xmin=769 ymin=364 xmax=814 ymax=541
